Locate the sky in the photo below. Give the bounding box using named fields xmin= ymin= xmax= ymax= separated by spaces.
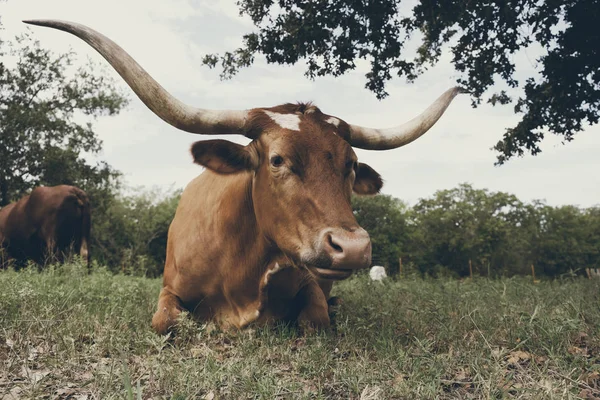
xmin=1 ymin=0 xmax=599 ymax=207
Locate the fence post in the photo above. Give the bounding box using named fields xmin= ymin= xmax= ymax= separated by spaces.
xmin=469 ymin=259 xmax=473 ymax=279
xmin=399 ymin=257 xmax=403 ymax=277
xmin=531 ymin=264 xmax=536 ymax=283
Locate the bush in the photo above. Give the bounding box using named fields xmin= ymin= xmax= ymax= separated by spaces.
xmin=91 ymin=187 xmax=181 ymax=276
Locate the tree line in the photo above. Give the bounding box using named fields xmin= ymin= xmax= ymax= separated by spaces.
xmin=353 ymin=184 xmax=600 ymax=278
xmin=43 ymin=182 xmax=599 ymax=279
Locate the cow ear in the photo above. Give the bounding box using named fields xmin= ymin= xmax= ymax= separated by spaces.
xmin=353 ymin=163 xmax=383 ymax=195
xmin=191 ymin=140 xmax=257 ymax=174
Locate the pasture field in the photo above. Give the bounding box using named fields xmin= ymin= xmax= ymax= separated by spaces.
xmin=1 ymin=263 xmax=599 ymax=399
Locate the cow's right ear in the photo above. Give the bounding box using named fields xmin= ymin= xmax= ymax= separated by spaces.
xmin=191 ymin=140 xmax=258 ymax=174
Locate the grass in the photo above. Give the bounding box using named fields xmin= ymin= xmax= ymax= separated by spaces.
xmin=1 ymin=263 xmax=599 ymax=399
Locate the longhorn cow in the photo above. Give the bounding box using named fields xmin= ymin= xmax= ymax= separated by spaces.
xmin=25 ymin=20 xmax=461 ymax=333
xmin=0 ymin=185 xmax=91 ymax=268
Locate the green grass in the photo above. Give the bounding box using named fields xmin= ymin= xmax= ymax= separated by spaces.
xmin=1 ymin=263 xmax=599 ymax=399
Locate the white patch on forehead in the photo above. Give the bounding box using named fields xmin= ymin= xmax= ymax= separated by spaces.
xmin=264 ymin=110 xmax=301 ymax=131
xmin=325 ymin=117 xmax=340 ymax=127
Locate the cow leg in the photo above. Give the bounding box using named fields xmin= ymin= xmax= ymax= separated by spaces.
xmin=79 ymin=237 xmax=90 ymax=266
xmin=152 ymin=288 xmax=184 ymax=335
xmin=80 ymin=202 xmax=91 ymax=267
xmin=296 ymin=281 xmax=330 ymax=333
xmin=43 ymin=237 xmax=58 ymax=266
xmin=0 ymin=245 xmax=9 ymax=270
xmin=315 ymin=279 xmax=342 ymax=321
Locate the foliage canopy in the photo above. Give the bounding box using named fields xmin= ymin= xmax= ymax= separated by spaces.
xmin=0 ymin=30 xmax=127 ymax=206
xmin=351 ymin=184 xmax=599 ymax=278
xmin=204 ymin=0 xmax=599 ymax=164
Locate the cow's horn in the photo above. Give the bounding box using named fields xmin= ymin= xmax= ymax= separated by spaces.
xmin=23 ymin=20 xmax=247 ymax=136
xmin=347 ymin=87 xmax=463 ymax=150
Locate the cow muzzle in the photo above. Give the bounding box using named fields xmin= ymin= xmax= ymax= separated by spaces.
xmin=310 ymin=227 xmax=372 ymax=280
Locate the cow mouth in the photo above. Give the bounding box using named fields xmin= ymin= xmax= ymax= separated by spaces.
xmin=295 ymin=251 xmax=355 ymax=280
xmin=310 ymin=266 xmax=354 ymax=280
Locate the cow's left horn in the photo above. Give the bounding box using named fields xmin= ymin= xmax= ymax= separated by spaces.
xmin=23 ymin=20 xmax=248 ymax=136
xmin=347 ymin=87 xmax=463 ymax=150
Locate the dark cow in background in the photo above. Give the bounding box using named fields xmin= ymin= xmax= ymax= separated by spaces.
xmin=0 ymin=185 xmax=90 ymax=268
xmin=25 ymin=20 xmax=461 ymax=333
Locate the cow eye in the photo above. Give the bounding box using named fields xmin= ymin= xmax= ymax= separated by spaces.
xmin=270 ymin=155 xmax=284 ymax=167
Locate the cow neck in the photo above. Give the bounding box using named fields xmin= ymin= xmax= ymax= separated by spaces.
xmin=245 ymin=170 xmax=291 ymax=274
xmin=223 ymin=171 xmax=276 ymax=280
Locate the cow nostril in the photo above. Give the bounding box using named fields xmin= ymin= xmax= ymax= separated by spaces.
xmin=327 ymin=234 xmax=343 ymax=253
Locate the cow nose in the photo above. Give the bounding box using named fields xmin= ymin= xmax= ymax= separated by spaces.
xmin=322 ymin=228 xmax=372 ymax=270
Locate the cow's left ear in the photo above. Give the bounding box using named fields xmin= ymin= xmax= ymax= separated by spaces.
xmin=191 ymin=140 xmax=258 ymax=174
xmin=353 ymin=163 xmax=383 ymax=195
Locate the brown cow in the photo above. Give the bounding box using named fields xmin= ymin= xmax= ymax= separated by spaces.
xmin=25 ymin=20 xmax=461 ymax=333
xmin=0 ymin=185 xmax=91 ymax=268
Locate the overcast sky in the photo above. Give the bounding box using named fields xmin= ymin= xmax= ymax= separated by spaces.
xmin=2 ymin=0 xmax=599 ymax=207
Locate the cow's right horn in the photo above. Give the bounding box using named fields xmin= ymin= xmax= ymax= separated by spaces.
xmin=23 ymin=20 xmax=248 ymax=136
xmin=347 ymin=87 xmax=463 ymax=150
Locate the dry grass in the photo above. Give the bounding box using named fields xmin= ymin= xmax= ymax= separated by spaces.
xmin=1 ymin=262 xmax=599 ymax=399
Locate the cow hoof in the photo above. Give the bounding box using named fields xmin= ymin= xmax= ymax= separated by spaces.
xmin=327 ymin=296 xmax=343 ymax=306
xmin=297 ymin=318 xmax=330 ymax=336
xmin=151 ymin=316 xmax=173 ymax=336
xmin=327 ymin=296 xmax=342 ymax=318
xmin=297 ymin=305 xmax=331 ymax=335
xmin=151 ymin=307 xmax=180 ymax=336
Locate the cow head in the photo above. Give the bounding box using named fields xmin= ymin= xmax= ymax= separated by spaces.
xmin=190 ymin=104 xmax=383 ymax=279
xmin=24 ymin=20 xmax=462 ymax=280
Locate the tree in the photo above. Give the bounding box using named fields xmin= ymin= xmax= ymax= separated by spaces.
xmin=0 ymin=30 xmax=127 ymax=206
xmin=584 ymin=207 xmax=600 ymax=270
xmin=411 ymin=184 xmax=528 ymax=277
xmin=531 ymin=204 xmax=596 ymax=276
xmin=204 ymin=0 xmax=599 ymax=164
xmin=352 ymin=194 xmax=410 ymax=274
